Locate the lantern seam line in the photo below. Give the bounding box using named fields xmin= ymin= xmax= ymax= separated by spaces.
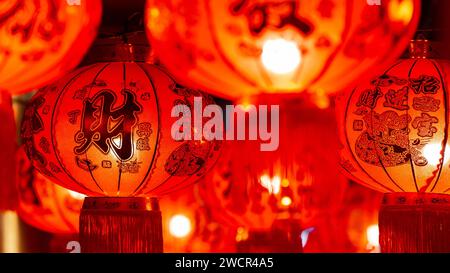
xmin=131 ymin=63 xmax=161 ymax=196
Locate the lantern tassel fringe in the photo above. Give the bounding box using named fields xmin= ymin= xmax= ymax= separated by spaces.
xmin=379 ymin=193 xmax=450 ymax=253
xmin=80 ymin=197 xmax=163 ymax=253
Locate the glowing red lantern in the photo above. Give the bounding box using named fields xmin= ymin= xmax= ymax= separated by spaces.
xmin=0 ymin=0 xmax=102 ymax=94
xmin=199 ymin=96 xmax=347 ymax=252
xmin=21 ymin=62 xmax=221 ymax=252
xmin=160 ymin=186 xmax=235 ymax=253
xmin=337 ymin=40 xmax=450 ymax=252
xmin=145 ymin=0 xmax=420 ymax=99
xmin=16 ymin=147 xmax=83 ymax=234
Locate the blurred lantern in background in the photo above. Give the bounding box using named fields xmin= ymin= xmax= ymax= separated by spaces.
xmin=337 ymin=39 xmax=450 ymax=252
xmin=160 ymin=186 xmax=235 ymax=253
xmin=16 ymin=147 xmax=84 ymax=252
xmin=145 ymin=0 xmax=420 ymax=100
xmin=199 ymin=95 xmax=347 ymax=252
xmin=341 ymin=182 xmax=381 ymax=253
xmin=16 ymin=147 xmax=83 ymax=235
xmin=0 ymin=0 xmax=101 ymax=219
xmin=21 ymin=62 xmax=221 ymax=252
xmin=0 ymin=0 xmax=102 ymax=94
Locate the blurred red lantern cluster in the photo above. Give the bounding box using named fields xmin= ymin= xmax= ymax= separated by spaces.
xmin=199 ymin=95 xmax=348 ymax=251
xmin=145 ymin=0 xmax=420 ymax=99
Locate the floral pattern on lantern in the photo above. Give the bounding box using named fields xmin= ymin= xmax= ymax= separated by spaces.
xmin=0 ymin=0 xmax=102 ymax=94
xmin=337 ymin=58 xmax=450 ymax=194
xmin=21 ymin=62 xmax=221 ymax=197
xmin=145 ymin=0 xmax=420 ymax=99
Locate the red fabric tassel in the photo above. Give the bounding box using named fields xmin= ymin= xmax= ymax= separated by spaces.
xmin=0 ymin=90 xmax=17 ymax=211
xmin=80 ymin=197 xmax=163 ymax=253
xmin=379 ymin=193 xmax=450 ymax=253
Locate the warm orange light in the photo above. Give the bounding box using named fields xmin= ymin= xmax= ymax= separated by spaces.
xmin=261 ymin=39 xmax=301 ymax=75
xmin=0 ymin=0 xmax=102 ymax=94
xmin=366 ymin=224 xmax=380 ymax=252
xmin=260 ymin=175 xmax=281 ymax=195
xmin=145 ymin=0 xmax=420 ymax=99
xmin=281 ymin=196 xmax=292 ymax=207
xmin=169 ymin=214 xmax=192 ymax=238
xmin=389 ymin=0 xmax=414 ymax=24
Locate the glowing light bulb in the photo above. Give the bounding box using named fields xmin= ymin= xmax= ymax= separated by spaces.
xmin=67 ymin=190 xmax=86 ymax=200
xmin=389 ymin=0 xmax=414 ymax=24
xmin=281 ymin=196 xmax=292 ymax=207
xmin=261 ymin=39 xmax=301 ymax=75
xmin=260 ymin=175 xmax=281 ymax=194
xmin=423 ymin=143 xmax=450 ymax=166
xmin=366 ymin=224 xmax=380 ymax=252
xmin=169 ymin=214 xmax=192 ymax=238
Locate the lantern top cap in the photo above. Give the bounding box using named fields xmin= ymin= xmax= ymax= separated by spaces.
xmin=409 ymin=37 xmax=431 ymax=59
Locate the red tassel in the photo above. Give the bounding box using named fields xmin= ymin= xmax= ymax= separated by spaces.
xmin=0 ymin=90 xmax=17 ymax=211
xmin=379 ymin=192 xmax=450 ymax=253
xmin=80 ymin=197 xmax=163 ymax=253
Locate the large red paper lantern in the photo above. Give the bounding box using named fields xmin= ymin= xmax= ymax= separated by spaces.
xmin=337 ymin=40 xmax=450 ymax=252
xmin=21 ymin=62 xmax=221 ymax=197
xmin=21 ymin=62 xmax=221 ymax=252
xmin=145 ymin=0 xmax=420 ymax=99
xmin=0 ymin=0 xmax=102 ymax=94
xmin=16 ymin=147 xmax=83 ymax=234
xmin=200 ymin=96 xmax=347 ymax=252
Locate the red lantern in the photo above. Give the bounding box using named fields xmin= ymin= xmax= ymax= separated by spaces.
xmin=145 ymin=0 xmax=420 ymax=99
xmin=160 ymin=186 xmax=235 ymax=253
xmin=21 ymin=62 xmax=221 ymax=252
xmin=0 ymin=0 xmax=102 ymax=94
xmin=16 ymin=147 xmax=83 ymax=234
xmin=337 ymin=40 xmax=450 ymax=252
xmin=199 ymin=95 xmax=348 ymax=252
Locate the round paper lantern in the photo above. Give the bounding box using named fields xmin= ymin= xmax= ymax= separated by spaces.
xmin=199 ymin=96 xmax=347 ymax=251
xmin=145 ymin=0 xmax=420 ymax=99
xmin=160 ymin=186 xmax=235 ymax=253
xmin=337 ymin=40 xmax=450 ymax=252
xmin=21 ymin=62 xmax=221 ymax=252
xmin=0 ymin=0 xmax=102 ymax=94
xmin=16 ymin=147 xmax=84 ymax=234
xmin=21 ymin=62 xmax=221 ymax=197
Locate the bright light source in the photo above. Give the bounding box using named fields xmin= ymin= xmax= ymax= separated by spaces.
xmin=260 ymin=175 xmax=281 ymax=194
xmin=261 ymin=39 xmax=301 ymax=75
xmin=281 ymin=196 xmax=292 ymax=207
xmin=423 ymin=143 xmax=450 ymax=166
xmin=67 ymin=190 xmax=86 ymax=200
xmin=366 ymin=224 xmax=380 ymax=252
xmin=169 ymin=214 xmax=192 ymax=238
